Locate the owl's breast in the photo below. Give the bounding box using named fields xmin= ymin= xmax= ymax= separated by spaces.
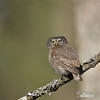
xmin=48 ymin=49 xmax=56 ymax=66
xmin=48 ymin=49 xmax=67 ymax=74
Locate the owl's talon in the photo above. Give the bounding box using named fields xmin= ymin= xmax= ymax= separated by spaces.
xmin=61 ymin=75 xmax=67 ymax=81
xmin=61 ymin=75 xmax=64 ymax=80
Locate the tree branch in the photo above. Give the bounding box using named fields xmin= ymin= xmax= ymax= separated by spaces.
xmin=18 ymin=52 xmax=100 ymax=100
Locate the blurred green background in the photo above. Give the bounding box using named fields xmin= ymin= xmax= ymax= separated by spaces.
xmin=0 ymin=0 xmax=80 ymax=100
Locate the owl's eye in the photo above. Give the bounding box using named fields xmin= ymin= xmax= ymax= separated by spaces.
xmin=57 ymin=39 xmax=62 ymax=42
xmin=51 ymin=40 xmax=55 ymax=44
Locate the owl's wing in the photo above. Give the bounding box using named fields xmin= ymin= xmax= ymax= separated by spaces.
xmin=56 ymin=58 xmax=82 ymax=80
xmin=56 ymin=59 xmax=80 ymax=74
xmin=54 ymin=45 xmax=81 ymax=74
xmin=57 ymin=44 xmax=81 ymax=67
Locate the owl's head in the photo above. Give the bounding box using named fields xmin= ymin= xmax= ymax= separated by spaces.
xmin=47 ymin=36 xmax=68 ymax=48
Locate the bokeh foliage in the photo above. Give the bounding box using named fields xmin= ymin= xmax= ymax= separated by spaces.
xmin=0 ymin=0 xmax=79 ymax=100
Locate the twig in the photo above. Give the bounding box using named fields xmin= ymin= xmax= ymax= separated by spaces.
xmin=18 ymin=53 xmax=100 ymax=100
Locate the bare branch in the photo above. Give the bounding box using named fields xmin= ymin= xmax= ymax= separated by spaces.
xmin=18 ymin=53 xmax=100 ymax=100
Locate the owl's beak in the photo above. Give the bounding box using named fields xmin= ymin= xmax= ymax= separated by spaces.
xmin=53 ymin=41 xmax=58 ymax=46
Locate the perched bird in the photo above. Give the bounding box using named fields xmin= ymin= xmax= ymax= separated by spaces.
xmin=47 ymin=36 xmax=82 ymax=81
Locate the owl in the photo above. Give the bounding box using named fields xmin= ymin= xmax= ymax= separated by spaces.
xmin=47 ymin=36 xmax=82 ymax=81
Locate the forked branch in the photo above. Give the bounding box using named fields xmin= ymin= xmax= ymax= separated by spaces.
xmin=18 ymin=53 xmax=100 ymax=100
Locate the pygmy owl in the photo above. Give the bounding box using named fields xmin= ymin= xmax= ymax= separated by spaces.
xmin=47 ymin=36 xmax=82 ymax=81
